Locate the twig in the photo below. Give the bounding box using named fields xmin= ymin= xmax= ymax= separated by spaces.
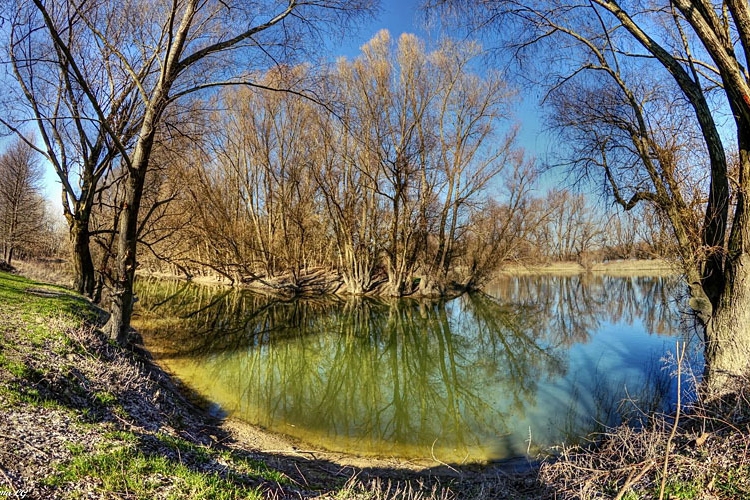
xmin=0 ymin=466 xmax=18 ymax=495
xmin=527 ymin=426 xmax=532 ymax=455
xmin=614 ymin=459 xmax=655 ymax=500
xmin=562 ymin=460 xmax=652 ymax=474
xmin=110 ymin=410 xmax=136 ymax=429
xmin=430 ymin=438 xmax=459 ymax=473
xmin=0 ymin=433 xmax=49 ymax=457
xmin=659 ymin=342 xmax=686 ymax=500
xmin=293 ymin=463 xmax=308 ymax=486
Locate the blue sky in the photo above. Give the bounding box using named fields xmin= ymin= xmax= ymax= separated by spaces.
xmin=338 ymin=0 xmax=427 ymax=58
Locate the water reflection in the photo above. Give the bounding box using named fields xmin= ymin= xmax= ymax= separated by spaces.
xmin=134 ymin=274 xmax=692 ymax=463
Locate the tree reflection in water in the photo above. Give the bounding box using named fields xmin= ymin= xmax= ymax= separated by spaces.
xmin=133 ymin=274 xmax=695 ymax=463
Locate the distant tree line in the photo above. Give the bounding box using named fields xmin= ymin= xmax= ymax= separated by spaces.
xmin=0 ymin=138 xmax=62 ymax=266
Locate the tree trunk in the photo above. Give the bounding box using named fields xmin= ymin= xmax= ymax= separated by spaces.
xmin=104 ymin=164 xmax=148 ymax=345
xmin=702 ymin=133 xmax=750 ymax=396
xmin=71 ymin=223 xmax=96 ymax=298
xmin=703 ymin=252 xmax=750 ymax=394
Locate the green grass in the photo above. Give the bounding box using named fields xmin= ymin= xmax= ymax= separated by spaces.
xmin=103 ymin=430 xmax=140 ymax=443
xmin=715 ymin=465 xmax=750 ymax=499
xmin=155 ymin=433 xmax=289 ymax=484
xmin=0 ymin=272 xmax=92 ymax=352
xmin=658 ymin=478 xmax=703 ymax=499
xmin=0 ymin=352 xmax=30 ymax=378
xmin=44 ymin=431 xmax=277 ymax=499
xmin=218 ymin=451 xmax=289 ymax=485
xmin=0 ymin=271 xmax=96 ymax=328
xmin=92 ymin=390 xmax=117 ymax=407
xmin=45 ymin=443 xmax=265 ymax=499
xmin=156 ymin=433 xmax=212 ymax=465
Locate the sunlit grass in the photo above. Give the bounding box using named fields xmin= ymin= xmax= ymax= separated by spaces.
xmin=42 ymin=412 xmax=289 ymax=498
xmin=47 ymin=430 xmax=288 ymax=498
xmin=0 ymin=270 xmax=95 ymax=346
xmin=45 ymin=438 xmax=267 ymax=499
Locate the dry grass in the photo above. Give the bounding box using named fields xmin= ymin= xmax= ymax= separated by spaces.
xmin=496 ymin=259 xmax=679 ymax=277
xmin=12 ymin=258 xmax=74 ymax=288
xmin=540 ymin=369 xmax=750 ymax=500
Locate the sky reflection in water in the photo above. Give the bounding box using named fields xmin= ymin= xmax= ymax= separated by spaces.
xmin=134 ymin=274 xmax=697 ymax=463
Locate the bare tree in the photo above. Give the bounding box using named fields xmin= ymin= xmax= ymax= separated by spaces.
xmin=340 ymin=31 xmax=437 ymax=296
xmin=331 ymin=31 xmax=519 ymax=295
xmin=601 ymin=211 xmax=640 ymax=261
xmin=548 ymin=69 xmax=707 ymax=269
xmin=142 ymin=31 xmax=523 ymax=296
xmin=538 ymin=189 xmax=605 ymax=265
xmin=312 ymin=76 xmax=385 ymax=294
xmin=92 ymin=113 xmax=203 ymax=298
xmin=8 ymin=0 xmax=376 ymax=343
xmin=163 ymin=70 xmax=329 ymax=287
xmin=428 ymin=0 xmax=750 ymax=395
xmin=421 ymin=38 xmax=519 ymax=294
xmin=459 ymin=157 xmax=542 ymax=287
xmin=2 ymin=0 xmax=142 ymax=297
xmin=0 ymin=137 xmax=45 ymax=265
xmin=214 ymin=68 xmax=322 ymax=283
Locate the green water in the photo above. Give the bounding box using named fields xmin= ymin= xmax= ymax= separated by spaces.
xmin=134 ymin=274 xmax=694 ymax=463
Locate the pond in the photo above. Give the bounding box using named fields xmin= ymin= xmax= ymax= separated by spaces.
xmin=133 ymin=273 xmax=699 ymax=464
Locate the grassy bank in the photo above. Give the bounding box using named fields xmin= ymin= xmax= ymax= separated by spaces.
xmin=0 ymin=271 xmax=286 ymax=498
xmin=1 ymin=267 xmax=748 ymax=499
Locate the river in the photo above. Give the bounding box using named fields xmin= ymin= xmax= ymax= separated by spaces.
xmin=133 ymin=273 xmax=699 ymax=464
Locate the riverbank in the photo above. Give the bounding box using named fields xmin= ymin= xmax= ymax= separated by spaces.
xmin=2 ymin=265 xmax=748 ymax=499
xmin=495 ymin=258 xmax=679 ymax=277
xmin=0 ymin=269 xmax=546 ymax=498
xmin=136 ymin=258 xmax=682 ymax=297
xmin=13 ymin=257 xmax=681 ymax=294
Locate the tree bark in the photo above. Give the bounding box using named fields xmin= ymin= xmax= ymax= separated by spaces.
xmin=704 ymin=253 xmax=750 ymax=394
xmin=703 ymin=130 xmax=750 ymax=394
xmin=70 ymin=222 xmax=96 ymax=298
xmin=103 ymin=100 xmax=157 ymax=343
xmin=104 ymin=165 xmax=148 ymax=344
